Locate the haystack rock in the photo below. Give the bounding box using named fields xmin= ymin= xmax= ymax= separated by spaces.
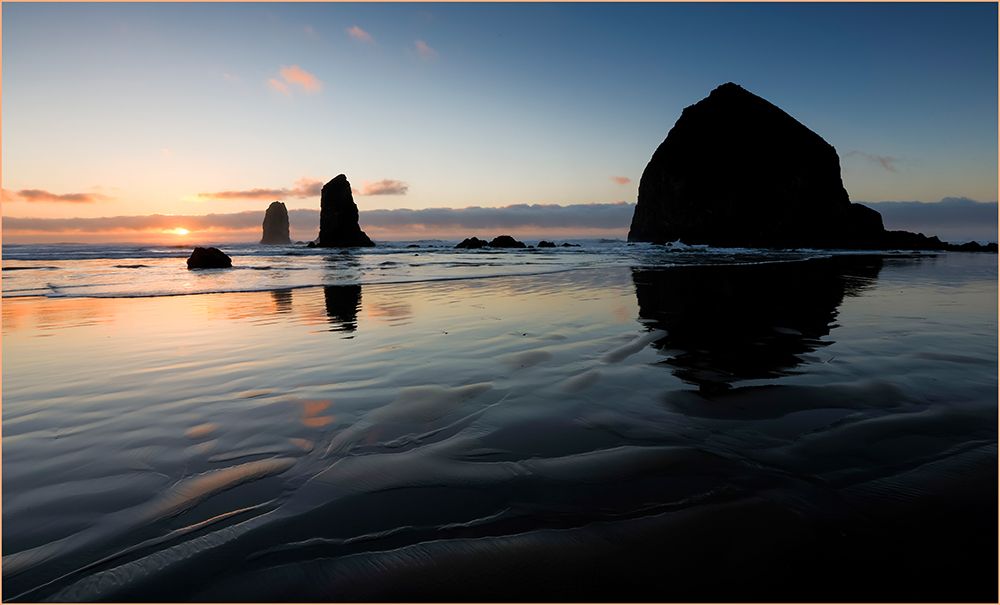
xmin=187 ymin=247 xmax=232 ymax=269
xmin=318 ymin=174 xmax=375 ymax=247
xmin=260 ymin=201 xmax=291 ymax=244
xmin=628 ymin=83 xmax=886 ymax=249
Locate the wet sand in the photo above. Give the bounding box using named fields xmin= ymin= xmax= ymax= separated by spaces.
xmin=2 ymin=253 xmax=997 ymax=601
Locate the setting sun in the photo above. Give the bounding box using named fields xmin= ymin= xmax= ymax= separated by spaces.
xmin=167 ymin=227 xmax=189 ymax=236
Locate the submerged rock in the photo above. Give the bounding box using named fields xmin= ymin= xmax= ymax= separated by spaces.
xmin=537 ymin=240 xmax=556 ymax=248
xmin=456 ymin=237 xmax=488 ymax=249
xmin=318 ymin=175 xmax=375 ymax=248
xmin=488 ymin=235 xmax=526 ymax=249
xmin=561 ymin=242 xmax=581 ymax=247
xmin=187 ymin=247 xmax=232 ymax=269
xmin=260 ymin=201 xmax=291 ymax=244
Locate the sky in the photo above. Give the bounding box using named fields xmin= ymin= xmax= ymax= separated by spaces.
xmin=2 ymin=2 xmax=997 ymax=243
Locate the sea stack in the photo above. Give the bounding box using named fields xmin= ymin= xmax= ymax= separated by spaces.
xmin=260 ymin=201 xmax=291 ymax=244
xmin=318 ymin=174 xmax=375 ymax=247
xmin=488 ymin=235 xmax=527 ymax=248
xmin=628 ymin=83 xmax=885 ymax=248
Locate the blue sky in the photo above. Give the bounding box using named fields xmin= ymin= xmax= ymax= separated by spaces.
xmin=2 ymin=2 xmax=997 ymax=241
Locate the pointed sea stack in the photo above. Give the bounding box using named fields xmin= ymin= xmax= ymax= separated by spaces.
xmin=260 ymin=201 xmax=291 ymax=244
xmin=628 ymin=83 xmax=885 ymax=248
xmin=318 ymin=174 xmax=375 ymax=247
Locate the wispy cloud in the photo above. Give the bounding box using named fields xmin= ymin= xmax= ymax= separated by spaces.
xmin=198 ymin=178 xmax=410 ymax=200
xmin=267 ymin=65 xmax=321 ymax=96
xmin=5 ymin=189 xmax=110 ymax=203
xmin=347 ymin=25 xmax=373 ymax=43
xmin=846 ymin=150 xmax=899 ymax=173
xmin=267 ymin=78 xmax=291 ymax=96
xmin=611 ymin=176 xmax=631 ymax=185
xmin=357 ymin=180 xmax=409 ymax=196
xmin=197 ymin=178 xmax=323 ymax=201
xmin=279 ymin=65 xmax=322 ymax=93
xmin=415 ymin=39 xmax=438 ymax=60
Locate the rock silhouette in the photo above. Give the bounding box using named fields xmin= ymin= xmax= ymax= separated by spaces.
xmin=628 ymin=83 xmax=996 ymax=251
xmin=456 ymin=237 xmax=488 ymax=249
xmin=186 ymin=247 xmax=232 ymax=269
xmin=537 ymin=240 xmax=556 ymax=248
xmin=318 ymin=175 xmax=375 ymax=248
xmin=260 ymin=201 xmax=291 ymax=244
xmin=628 ymin=83 xmax=883 ymax=248
xmin=488 ymin=235 xmax=526 ymax=248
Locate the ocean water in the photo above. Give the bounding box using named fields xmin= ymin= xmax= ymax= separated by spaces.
xmin=2 ymin=242 xmax=997 ymax=601
xmin=2 ymin=240 xmax=821 ymax=299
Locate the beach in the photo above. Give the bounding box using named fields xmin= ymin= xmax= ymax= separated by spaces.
xmin=2 ymin=246 xmax=997 ymax=601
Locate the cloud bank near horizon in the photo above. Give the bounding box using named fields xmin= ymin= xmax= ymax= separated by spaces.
xmin=860 ymin=197 xmax=998 ymax=242
xmin=4 ymin=199 xmax=995 ymax=243
xmin=3 ymin=202 xmax=635 ymax=241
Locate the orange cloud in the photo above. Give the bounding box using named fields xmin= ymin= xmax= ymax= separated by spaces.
xmin=197 ymin=178 xmax=323 ymax=201
xmin=415 ymin=40 xmax=438 ymax=60
xmin=267 ymin=78 xmax=291 ymax=96
xmin=347 ymin=25 xmax=373 ymax=43
xmin=357 ymin=180 xmax=409 ymax=196
xmin=611 ymin=176 xmax=631 ymax=185
xmin=6 ymin=189 xmax=110 ymax=203
xmin=278 ymin=65 xmax=322 ymax=93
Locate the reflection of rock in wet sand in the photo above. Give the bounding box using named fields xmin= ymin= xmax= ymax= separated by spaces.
xmin=323 ymin=284 xmax=362 ymax=332
xmin=270 ymin=289 xmax=293 ymax=314
xmin=632 ymin=255 xmax=882 ymax=391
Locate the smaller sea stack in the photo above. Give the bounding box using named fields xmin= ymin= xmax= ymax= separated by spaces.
xmin=261 ymin=201 xmax=291 ymax=244
xmin=488 ymin=235 xmax=526 ymax=248
xmin=318 ymin=175 xmax=375 ymax=247
xmin=456 ymin=237 xmax=488 ymax=249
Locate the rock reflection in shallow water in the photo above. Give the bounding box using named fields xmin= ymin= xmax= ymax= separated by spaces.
xmin=323 ymin=284 xmax=362 ymax=333
xmin=270 ymin=289 xmax=293 ymax=314
xmin=632 ymin=255 xmax=882 ymax=392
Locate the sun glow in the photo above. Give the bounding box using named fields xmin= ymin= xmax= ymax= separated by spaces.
xmin=167 ymin=227 xmax=190 ymax=236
